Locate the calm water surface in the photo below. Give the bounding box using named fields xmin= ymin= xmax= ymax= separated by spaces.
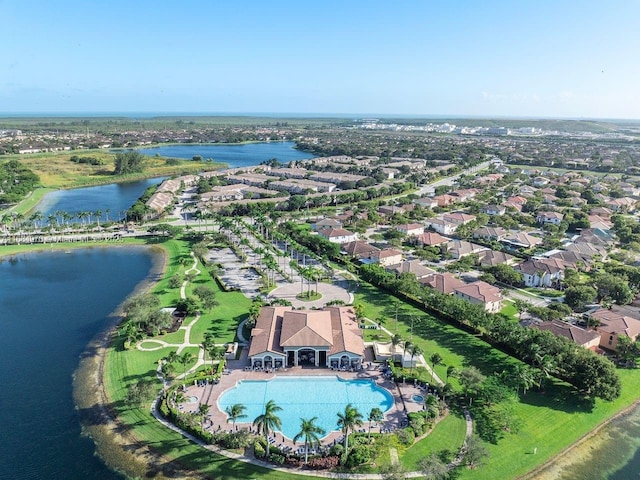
xmin=137 ymin=141 xmax=315 ymax=167
xmin=35 ymin=177 xmax=164 ymax=223
xmin=0 ymin=248 xmax=155 ymax=480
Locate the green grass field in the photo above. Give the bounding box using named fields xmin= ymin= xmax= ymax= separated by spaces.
xmin=353 ymin=282 xmax=640 ymax=479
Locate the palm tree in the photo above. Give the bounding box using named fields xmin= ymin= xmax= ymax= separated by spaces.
xmin=293 ymin=417 xmax=325 ymax=464
xmin=253 ymin=400 xmax=282 ymax=461
xmin=177 ymin=351 xmax=194 ymax=381
xmin=367 ymin=407 xmax=384 ymax=437
xmin=336 ymin=403 xmax=363 ymax=453
xmin=446 ymin=365 xmax=458 ymax=383
xmin=225 ymin=403 xmax=247 ymax=429
xmin=409 ymin=344 xmax=422 ymax=372
xmin=429 ymin=352 xmax=443 ymax=385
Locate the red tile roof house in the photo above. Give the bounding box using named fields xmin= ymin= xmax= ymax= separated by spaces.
xmin=454 ymin=281 xmax=503 ymax=313
xmin=589 ymin=306 xmax=640 ymax=352
xmin=420 ymin=272 xmax=466 ymax=294
xmin=248 ymin=306 xmax=364 ymax=369
xmin=317 ymin=227 xmax=357 ymax=244
xmin=415 ymin=231 xmax=450 ymax=246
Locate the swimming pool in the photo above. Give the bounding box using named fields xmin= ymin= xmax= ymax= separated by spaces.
xmin=217 ymin=376 xmax=394 ymax=439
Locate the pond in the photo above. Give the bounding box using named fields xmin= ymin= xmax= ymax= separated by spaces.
xmin=136 ymin=141 xmax=315 ymax=167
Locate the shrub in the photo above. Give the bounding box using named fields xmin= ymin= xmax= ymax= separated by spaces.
xmin=307 ymin=456 xmax=340 ymax=470
xmin=330 ymin=443 xmax=344 ymax=457
xmin=396 ymin=427 xmax=415 ymax=446
xmin=271 ymin=454 xmax=286 ymax=465
xmin=345 ymin=444 xmax=370 ymax=468
xmin=254 ymin=440 xmax=265 ymax=458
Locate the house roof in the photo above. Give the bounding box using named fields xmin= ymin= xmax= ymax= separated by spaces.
xmin=478 ymin=250 xmax=515 ymax=267
xmin=280 ymin=310 xmax=334 ymax=347
xmin=473 ymin=226 xmax=507 ymax=239
xmin=454 ymin=281 xmax=501 ymax=304
xmin=373 ymin=248 xmax=403 ymax=260
xmin=443 ymin=212 xmax=476 ymax=224
xmin=535 ymin=320 xmax=600 ymax=347
xmin=387 ymin=260 xmax=435 ymax=278
xmin=341 ymin=240 xmax=380 ymax=258
xmin=515 ymin=258 xmax=565 ymax=276
xmin=415 ymin=231 xmax=450 ymax=245
xmin=592 ymin=307 xmax=640 ymax=340
xmin=502 ymin=231 xmax=543 ymax=248
xmin=421 ymin=272 xmax=466 ymax=294
xmin=249 ymin=306 xmax=364 ymax=358
xmin=318 ymin=227 xmax=355 ymax=238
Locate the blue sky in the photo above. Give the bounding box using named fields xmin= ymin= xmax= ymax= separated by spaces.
xmin=1 ymin=0 xmax=638 ymax=118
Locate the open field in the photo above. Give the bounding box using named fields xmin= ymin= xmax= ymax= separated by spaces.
xmin=1 ymin=149 xmax=224 ymax=189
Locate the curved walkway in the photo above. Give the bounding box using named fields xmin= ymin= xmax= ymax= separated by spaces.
xmin=136 ymin=251 xmax=224 ymax=378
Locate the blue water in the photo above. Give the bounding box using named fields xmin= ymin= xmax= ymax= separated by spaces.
xmin=0 ymin=248 xmax=156 ymax=480
xmin=137 ymin=141 xmax=315 ymax=167
xmin=217 ymin=376 xmax=393 ymax=439
xmin=35 ymin=177 xmax=164 ymax=223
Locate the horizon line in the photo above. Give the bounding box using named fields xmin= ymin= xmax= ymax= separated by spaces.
xmin=0 ymin=111 xmax=639 ymax=123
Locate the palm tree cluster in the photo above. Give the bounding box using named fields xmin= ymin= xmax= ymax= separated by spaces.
xmin=246 ymin=400 xmax=382 ymax=466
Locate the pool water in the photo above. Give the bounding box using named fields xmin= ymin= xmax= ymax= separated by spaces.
xmin=217 ymin=376 xmax=393 ymax=439
xmin=412 ymin=394 xmax=424 ymax=403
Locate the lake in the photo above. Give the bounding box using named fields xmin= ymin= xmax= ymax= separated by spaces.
xmin=0 ymin=248 xmax=156 ymax=479
xmin=34 ymin=142 xmax=315 ymax=223
xmin=136 ymin=141 xmax=315 ymax=167
xmin=35 ymin=177 xmax=165 ymax=223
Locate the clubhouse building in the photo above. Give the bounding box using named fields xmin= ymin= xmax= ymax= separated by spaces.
xmin=248 ymin=306 xmax=365 ymax=370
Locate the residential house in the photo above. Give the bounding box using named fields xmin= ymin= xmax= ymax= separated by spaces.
xmin=606 ymin=197 xmax=637 ymax=213
xmin=478 ymin=250 xmax=516 ymax=267
xmin=445 ymin=240 xmax=488 ymax=260
xmin=396 ymin=223 xmax=425 ymax=237
xmin=536 ymin=211 xmax=564 ymax=225
xmin=318 ymin=227 xmax=357 ymax=244
xmin=443 ymin=212 xmax=477 ymax=225
xmin=534 ymin=320 xmax=601 ymax=350
xmin=424 ymin=218 xmax=457 ymax=236
xmin=501 ymin=231 xmax=544 ymax=249
xmin=421 ymin=272 xmax=466 ymax=294
xmin=312 ymin=217 xmax=343 ymax=231
xmin=415 ymin=231 xmax=450 ymax=246
xmin=473 ymin=226 xmax=507 ymax=241
xmin=454 ymin=281 xmax=503 ymax=313
xmin=515 ymin=258 xmax=565 ymax=288
xmin=482 ymin=205 xmax=507 ymax=216
xmin=589 ymin=306 xmax=640 ymax=351
xmin=387 ymin=260 xmax=435 ymax=280
xmin=341 ymin=241 xmax=380 ymax=261
xmin=433 ymin=194 xmax=458 ymax=207
xmin=371 ymin=248 xmax=403 ymax=267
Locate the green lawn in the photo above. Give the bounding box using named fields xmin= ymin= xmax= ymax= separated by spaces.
xmin=402 ymin=413 xmax=468 ymax=469
xmin=353 ymin=282 xmax=640 ymax=479
xmin=500 ymin=302 xmax=518 ymax=320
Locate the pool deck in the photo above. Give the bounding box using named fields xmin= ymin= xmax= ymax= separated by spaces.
xmin=177 ymin=348 xmax=427 ymax=452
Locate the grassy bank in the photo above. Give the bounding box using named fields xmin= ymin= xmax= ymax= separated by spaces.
xmin=3 ymin=149 xmax=225 ymax=189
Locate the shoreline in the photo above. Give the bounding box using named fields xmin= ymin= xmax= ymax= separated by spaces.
xmin=71 ymin=243 xmax=205 ymax=480
xmin=519 ymin=399 xmax=640 ymax=479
